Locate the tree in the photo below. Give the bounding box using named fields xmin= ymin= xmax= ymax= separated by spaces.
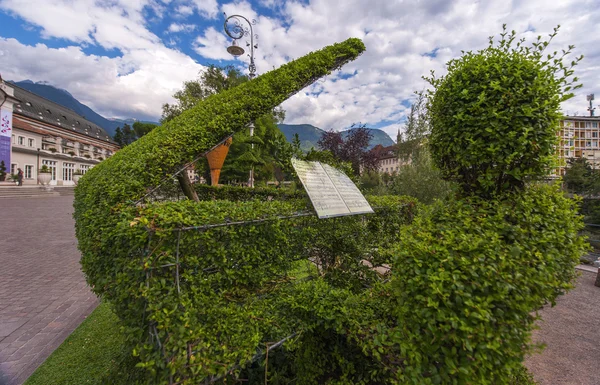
xmin=563 ymin=157 xmax=600 ymax=195
xmin=397 ymin=91 xmax=429 ymax=161
xmin=112 ymin=122 xmax=157 ymax=147
xmin=317 ymin=125 xmax=377 ymax=176
xmin=0 ymin=160 xmax=6 ymax=181
xmin=161 ymin=65 xmax=248 ymax=123
xmin=132 ymin=121 xmax=156 ymax=139
xmin=113 ymin=127 xmax=124 ymax=147
xmin=389 ymin=147 xmax=455 ymax=204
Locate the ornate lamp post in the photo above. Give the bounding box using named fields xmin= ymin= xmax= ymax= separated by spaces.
xmin=224 ymin=14 xmax=258 ymax=79
xmin=224 ymin=13 xmax=258 ymax=187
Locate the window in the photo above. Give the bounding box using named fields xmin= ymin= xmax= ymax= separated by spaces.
xmin=586 ymin=141 xmax=592 ymax=147
xmin=63 ymin=162 xmax=75 ymax=181
xmin=593 ymin=141 xmax=598 ymax=148
xmin=79 ymin=165 xmax=90 ymax=174
xmin=10 ymin=163 xmax=17 ymax=175
xmin=42 ymin=160 xmax=57 ymax=181
xmin=24 ymin=165 xmax=33 ymax=179
xmin=28 ymin=138 xmax=34 ymax=147
xmin=593 ymin=132 xmax=598 ymax=138
xmin=594 ymin=122 xmax=599 ymax=128
xmin=18 ymin=136 xmax=25 ymax=145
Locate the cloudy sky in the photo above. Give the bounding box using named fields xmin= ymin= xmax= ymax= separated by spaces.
xmin=0 ymin=0 xmax=599 ymax=139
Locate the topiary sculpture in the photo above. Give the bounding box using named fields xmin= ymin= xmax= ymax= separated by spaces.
xmin=73 ymin=38 xmax=373 ymax=383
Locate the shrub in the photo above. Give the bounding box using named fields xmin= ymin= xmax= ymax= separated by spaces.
xmin=194 ymin=184 xmax=307 ymax=201
xmin=389 ymin=184 xmax=587 ymax=384
xmin=109 ymin=195 xmax=416 ymax=384
xmin=426 ymin=26 xmax=582 ymax=197
xmin=389 ymin=147 xmax=455 ymax=204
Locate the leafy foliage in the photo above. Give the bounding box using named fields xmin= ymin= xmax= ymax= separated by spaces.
xmin=390 ymin=184 xmax=586 ymax=384
xmin=73 ymin=38 xmax=368 ymax=384
xmin=0 ymin=160 xmax=6 ymax=181
xmin=113 ymin=122 xmax=158 ymax=147
xmin=397 ymin=91 xmax=429 ymax=161
xmin=426 ymin=25 xmax=583 ymax=197
xmin=562 ymin=157 xmax=600 ymax=195
xmin=389 ymin=147 xmax=456 ymax=204
xmin=161 ymin=65 xmax=291 ymax=184
xmin=194 ymin=184 xmax=306 ymax=201
xmin=317 ymin=125 xmax=378 ymax=175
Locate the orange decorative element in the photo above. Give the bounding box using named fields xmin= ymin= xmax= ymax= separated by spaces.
xmin=206 ymin=137 xmax=233 ymax=186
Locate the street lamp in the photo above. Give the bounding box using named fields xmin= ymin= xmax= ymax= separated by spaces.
xmin=224 ymin=13 xmax=259 ymax=187
xmin=224 ymin=13 xmax=258 ymax=79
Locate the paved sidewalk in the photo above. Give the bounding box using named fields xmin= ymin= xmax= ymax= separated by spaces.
xmin=0 ymin=196 xmax=98 ymax=385
xmin=526 ymin=270 xmax=600 ymax=385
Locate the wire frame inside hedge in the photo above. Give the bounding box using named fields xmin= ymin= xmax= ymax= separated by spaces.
xmin=139 ymin=209 xmax=395 ymax=384
xmin=133 ymin=133 xmax=236 ymax=206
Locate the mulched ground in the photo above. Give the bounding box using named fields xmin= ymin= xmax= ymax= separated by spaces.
xmin=525 ymin=270 xmax=600 ymax=385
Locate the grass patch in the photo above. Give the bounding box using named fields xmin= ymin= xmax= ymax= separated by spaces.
xmin=24 ymin=301 xmax=136 ymax=385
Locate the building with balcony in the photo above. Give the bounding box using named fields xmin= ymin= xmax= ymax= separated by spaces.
xmin=556 ymin=116 xmax=600 ymax=177
xmin=2 ymin=80 xmax=119 ymax=185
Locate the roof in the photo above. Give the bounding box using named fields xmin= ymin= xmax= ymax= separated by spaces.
xmin=371 ymin=144 xmax=397 ymax=160
xmin=9 ymin=83 xmax=116 ymax=144
xmin=563 ymin=115 xmax=600 ymax=121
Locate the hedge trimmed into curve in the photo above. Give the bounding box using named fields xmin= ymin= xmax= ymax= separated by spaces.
xmin=72 ymin=38 xmax=378 ymax=383
xmin=73 ymin=37 xmax=365 ymax=297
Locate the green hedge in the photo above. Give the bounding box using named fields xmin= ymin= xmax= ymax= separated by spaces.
xmin=388 ymin=184 xmax=587 ymax=384
xmin=111 ymin=195 xmax=417 ymax=383
xmin=194 ymin=184 xmax=307 ymax=201
xmin=73 ymin=37 xmax=365 ymax=302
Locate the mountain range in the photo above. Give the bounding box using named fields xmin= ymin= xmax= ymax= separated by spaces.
xmin=9 ymin=81 xmax=395 ymax=149
xmin=10 ymin=80 xmax=159 ymax=137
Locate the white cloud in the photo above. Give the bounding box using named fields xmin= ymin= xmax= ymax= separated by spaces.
xmin=175 ymin=4 xmax=194 ymax=17
xmin=190 ymin=0 xmax=219 ymax=18
xmin=1 ymin=0 xmax=599 ymax=141
xmin=168 ymin=23 xmax=196 ymax=33
xmin=0 ymin=37 xmax=203 ymax=121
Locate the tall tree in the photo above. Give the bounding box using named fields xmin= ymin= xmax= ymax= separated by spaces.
xmin=113 ymin=122 xmax=158 ymax=147
xmin=113 ymin=127 xmax=124 ymax=147
xmin=397 ymin=92 xmax=429 ymax=161
xmin=317 ymin=125 xmax=377 ymax=175
xmin=563 ymin=157 xmax=600 ymax=195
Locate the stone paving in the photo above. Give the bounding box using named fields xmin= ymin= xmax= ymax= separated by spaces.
xmin=526 ymin=269 xmax=600 ymax=385
xmin=0 ymin=196 xmax=98 ymax=385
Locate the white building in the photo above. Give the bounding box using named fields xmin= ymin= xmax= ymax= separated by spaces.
xmin=1 ymin=80 xmax=119 ymax=185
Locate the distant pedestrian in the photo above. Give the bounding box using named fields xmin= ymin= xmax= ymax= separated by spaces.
xmin=17 ymin=168 xmax=23 ymax=186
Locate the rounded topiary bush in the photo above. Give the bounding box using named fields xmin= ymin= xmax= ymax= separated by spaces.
xmin=426 ymin=26 xmax=582 ymax=197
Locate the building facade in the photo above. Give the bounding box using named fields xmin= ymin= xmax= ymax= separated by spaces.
xmin=371 ymin=144 xmax=410 ymax=174
xmin=556 ymin=116 xmax=600 ymax=177
xmin=1 ymin=80 xmax=119 ymax=185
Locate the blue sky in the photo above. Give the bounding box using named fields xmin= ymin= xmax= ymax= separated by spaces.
xmin=1 ymin=0 xmax=599 ymax=139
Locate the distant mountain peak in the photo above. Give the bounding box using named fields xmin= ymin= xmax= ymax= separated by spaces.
xmin=9 ymin=80 xmax=158 ymax=137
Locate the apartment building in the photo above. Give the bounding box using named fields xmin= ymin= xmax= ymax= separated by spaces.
xmin=556 ymin=116 xmax=600 ymax=177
